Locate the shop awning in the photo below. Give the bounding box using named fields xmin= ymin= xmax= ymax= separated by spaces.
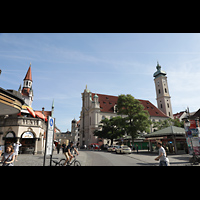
xmin=35 ymin=111 xmax=45 ymax=119
xmin=35 ymin=111 xmax=48 ymax=122
xmin=27 ymin=106 xmax=35 ymax=118
xmin=145 ymin=126 xmax=185 ymax=138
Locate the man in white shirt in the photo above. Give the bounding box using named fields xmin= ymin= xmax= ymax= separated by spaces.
xmin=155 ymin=141 xmax=168 ymax=166
xmin=13 ymin=141 xmax=22 ymax=161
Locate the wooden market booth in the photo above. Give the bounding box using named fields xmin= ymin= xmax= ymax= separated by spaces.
xmin=145 ymin=126 xmax=188 ymax=154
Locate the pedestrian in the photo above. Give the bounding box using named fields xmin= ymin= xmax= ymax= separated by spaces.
xmin=13 ymin=141 xmax=22 ymax=161
xmin=155 ymin=141 xmax=169 ymax=166
xmin=1 ymin=145 xmax=15 ymax=166
xmin=56 ymin=142 xmax=61 ymax=154
xmin=136 ymin=144 xmax=139 ymax=154
xmin=62 ymin=142 xmax=66 ymax=153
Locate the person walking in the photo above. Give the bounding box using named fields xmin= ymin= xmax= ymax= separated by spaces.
xmin=56 ymin=142 xmax=61 ymax=154
xmin=1 ymin=145 xmax=15 ymax=166
xmin=62 ymin=142 xmax=66 ymax=154
xmin=13 ymin=141 xmax=22 ymax=161
xmin=155 ymin=141 xmax=169 ymax=166
xmin=136 ymin=144 xmax=139 ymax=154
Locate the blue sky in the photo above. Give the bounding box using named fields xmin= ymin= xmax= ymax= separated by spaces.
xmin=1 ymin=33 xmax=200 ymax=131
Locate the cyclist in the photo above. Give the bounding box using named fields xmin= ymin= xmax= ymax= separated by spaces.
xmin=63 ymin=141 xmax=79 ymax=166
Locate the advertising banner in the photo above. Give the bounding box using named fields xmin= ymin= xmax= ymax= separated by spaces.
xmin=184 ymin=120 xmax=200 ymax=155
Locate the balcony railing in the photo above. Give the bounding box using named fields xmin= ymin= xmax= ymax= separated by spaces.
xmin=0 ymin=116 xmax=46 ymax=129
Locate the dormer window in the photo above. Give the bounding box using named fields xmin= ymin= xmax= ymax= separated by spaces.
xmin=114 ymin=104 xmax=118 ymax=113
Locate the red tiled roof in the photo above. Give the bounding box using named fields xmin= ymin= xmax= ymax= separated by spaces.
xmin=24 ymin=66 xmax=32 ymax=81
xmin=34 ymin=110 xmax=52 ymax=118
xmin=173 ymin=111 xmax=185 ymax=119
xmin=91 ymin=93 xmax=168 ymax=118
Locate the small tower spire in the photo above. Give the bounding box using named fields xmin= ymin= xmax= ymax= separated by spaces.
xmin=51 ymin=99 xmax=54 ymax=117
xmin=18 ymin=84 xmax=22 ymax=92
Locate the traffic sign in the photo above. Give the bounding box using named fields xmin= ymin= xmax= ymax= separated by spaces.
xmin=43 ymin=116 xmax=55 ymax=166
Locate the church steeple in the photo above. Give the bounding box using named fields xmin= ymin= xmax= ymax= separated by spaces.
xmin=153 ymin=61 xmax=167 ymax=78
xmin=153 ymin=62 xmax=173 ymax=118
xmin=51 ymin=99 xmax=54 ymax=117
xmin=24 ymin=63 xmax=32 ymax=81
xmin=21 ymin=63 xmax=33 ymax=107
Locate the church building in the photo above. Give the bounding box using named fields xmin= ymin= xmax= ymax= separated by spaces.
xmin=79 ymin=63 xmax=173 ymax=146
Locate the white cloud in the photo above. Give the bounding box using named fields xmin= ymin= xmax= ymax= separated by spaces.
xmin=167 ymin=59 xmax=200 ymax=113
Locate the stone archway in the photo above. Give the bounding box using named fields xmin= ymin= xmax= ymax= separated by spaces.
xmin=20 ymin=131 xmax=36 ymax=154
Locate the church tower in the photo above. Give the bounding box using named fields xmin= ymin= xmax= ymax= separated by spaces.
xmin=21 ymin=63 xmax=33 ymax=107
xmin=153 ymin=62 xmax=173 ymax=118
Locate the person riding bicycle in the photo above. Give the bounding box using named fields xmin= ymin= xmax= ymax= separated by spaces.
xmin=63 ymin=141 xmax=79 ymax=166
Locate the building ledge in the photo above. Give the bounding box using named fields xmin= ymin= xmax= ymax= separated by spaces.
xmin=0 ymin=87 xmax=24 ymax=115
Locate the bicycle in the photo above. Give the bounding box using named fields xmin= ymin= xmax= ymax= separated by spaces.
xmin=50 ymin=158 xmax=66 ymax=166
xmin=189 ymin=152 xmax=200 ymax=165
xmin=59 ymin=154 xmax=81 ymax=166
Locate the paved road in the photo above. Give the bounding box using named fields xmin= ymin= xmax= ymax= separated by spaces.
xmin=2 ymin=150 xmax=191 ymax=166
xmin=80 ymin=150 xmax=192 ymax=166
xmin=81 ymin=150 xmax=148 ymax=166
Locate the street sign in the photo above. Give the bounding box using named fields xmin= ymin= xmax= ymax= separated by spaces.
xmin=46 ymin=116 xmax=55 ymax=155
xmin=43 ymin=116 xmax=55 ymax=166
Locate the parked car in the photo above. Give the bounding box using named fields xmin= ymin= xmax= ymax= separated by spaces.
xmin=116 ymin=145 xmax=132 ymax=154
xmin=107 ymin=145 xmax=118 ymax=152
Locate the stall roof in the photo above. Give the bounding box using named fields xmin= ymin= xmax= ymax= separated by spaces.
xmin=145 ymin=126 xmax=185 ymax=138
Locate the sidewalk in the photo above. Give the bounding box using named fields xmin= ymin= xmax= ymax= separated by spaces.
xmin=129 ymin=150 xmax=192 ymax=166
xmin=8 ymin=150 xmax=87 ymax=166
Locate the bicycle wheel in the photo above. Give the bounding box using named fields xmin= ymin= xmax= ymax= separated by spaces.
xmin=59 ymin=159 xmax=66 ymax=166
xmin=74 ymin=160 xmax=81 ymax=166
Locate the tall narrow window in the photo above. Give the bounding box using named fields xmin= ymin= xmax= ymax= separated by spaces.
xmin=158 ymin=89 xmax=161 ymax=94
xmin=165 ymin=88 xmax=167 ymax=93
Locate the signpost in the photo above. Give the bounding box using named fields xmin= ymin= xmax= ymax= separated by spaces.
xmin=43 ymin=116 xmax=55 ymax=166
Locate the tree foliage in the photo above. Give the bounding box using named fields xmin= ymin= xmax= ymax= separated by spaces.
xmin=153 ymin=118 xmax=184 ymax=131
xmin=94 ymin=116 xmax=126 ymax=145
xmin=117 ymin=94 xmax=152 ymax=141
xmin=94 ymin=94 xmax=152 ymax=145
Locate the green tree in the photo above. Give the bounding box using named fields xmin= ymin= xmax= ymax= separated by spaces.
xmin=153 ymin=118 xmax=184 ymax=131
xmin=94 ymin=116 xmax=126 ymax=145
xmin=117 ymin=94 xmax=152 ymax=144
